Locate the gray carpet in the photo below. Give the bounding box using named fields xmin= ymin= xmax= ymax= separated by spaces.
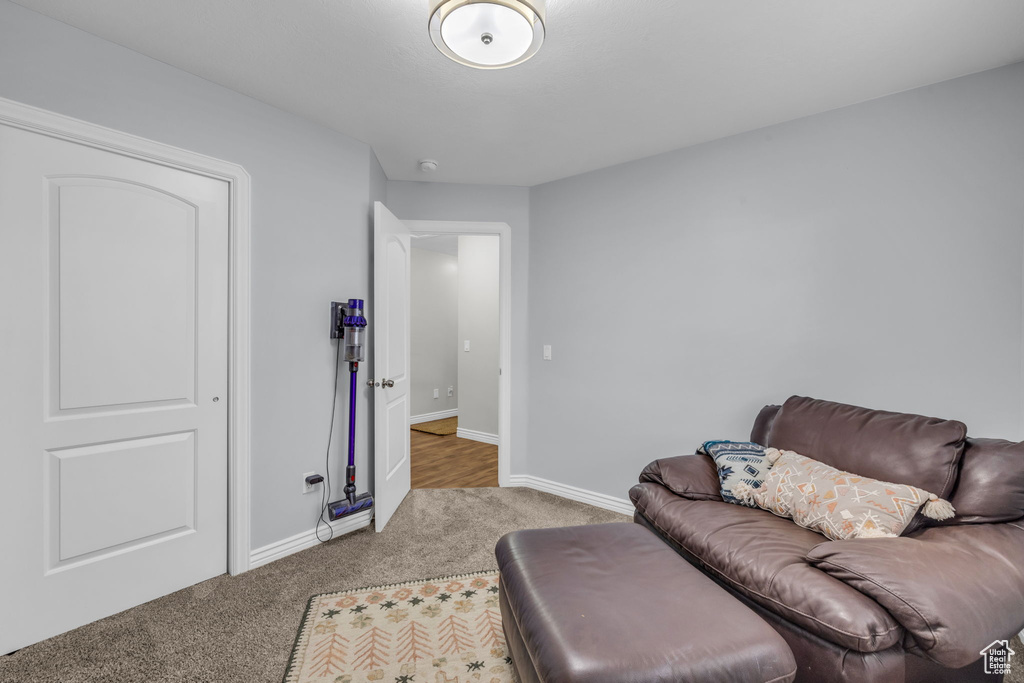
xmin=0 ymin=488 xmax=627 ymax=683
xmin=1008 ymin=646 xmax=1024 ymax=683
xmin=4 ymin=488 xmax=1023 ymax=682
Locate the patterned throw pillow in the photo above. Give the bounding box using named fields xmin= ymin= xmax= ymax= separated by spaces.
xmin=734 ymin=449 xmax=955 ymax=540
xmin=698 ymin=441 xmax=773 ymax=507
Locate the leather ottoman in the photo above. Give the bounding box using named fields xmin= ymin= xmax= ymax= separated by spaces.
xmin=495 ymin=523 xmax=797 ymax=683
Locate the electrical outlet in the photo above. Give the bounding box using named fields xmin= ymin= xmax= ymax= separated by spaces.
xmin=433 ymin=388 xmax=439 ymax=399
xmin=302 ymin=472 xmax=322 ymax=495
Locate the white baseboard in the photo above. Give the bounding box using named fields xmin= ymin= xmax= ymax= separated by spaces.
xmin=456 ymin=428 xmax=499 ymax=445
xmin=249 ymin=509 xmax=373 ymax=569
xmin=508 ymin=475 xmax=634 ymax=516
xmin=410 ymin=409 xmax=458 ymax=425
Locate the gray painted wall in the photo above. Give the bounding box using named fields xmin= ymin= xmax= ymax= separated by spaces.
xmin=528 ymin=62 xmax=1024 ymax=501
xmin=457 ymin=236 xmax=500 ymax=436
xmin=411 ymin=248 xmax=459 ymax=417
xmin=0 ymin=1 xmax=377 ymax=549
xmin=385 ymin=182 xmax=531 ymax=474
xmin=6 ymin=0 xmax=1023 ymax=540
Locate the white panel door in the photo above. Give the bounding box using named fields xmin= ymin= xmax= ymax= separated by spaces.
xmin=0 ymin=124 xmax=229 ymax=654
xmin=373 ymin=201 xmax=411 ymax=532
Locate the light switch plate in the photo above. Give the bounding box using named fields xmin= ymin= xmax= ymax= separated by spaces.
xmin=543 ymin=345 xmax=552 ymax=360
xmin=433 ymin=388 xmax=439 ymax=399
xmin=464 ymin=340 xmax=471 ymax=352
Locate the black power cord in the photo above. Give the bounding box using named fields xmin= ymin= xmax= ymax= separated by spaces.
xmin=315 ymin=340 xmax=343 ymax=543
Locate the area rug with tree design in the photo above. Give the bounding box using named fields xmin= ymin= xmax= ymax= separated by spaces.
xmin=284 ymin=571 xmax=516 ymax=683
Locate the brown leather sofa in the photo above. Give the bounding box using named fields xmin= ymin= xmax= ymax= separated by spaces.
xmin=630 ymin=396 xmax=1024 ymax=683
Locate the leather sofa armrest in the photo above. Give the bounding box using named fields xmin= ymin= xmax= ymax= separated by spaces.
xmin=638 ymin=454 xmax=722 ymax=501
xmin=806 ymin=523 xmax=1024 ymax=668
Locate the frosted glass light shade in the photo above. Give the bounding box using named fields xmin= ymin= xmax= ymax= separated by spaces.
xmin=429 ymin=0 xmax=545 ymax=69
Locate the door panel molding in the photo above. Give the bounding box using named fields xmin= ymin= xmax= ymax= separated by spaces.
xmin=45 ymin=430 xmax=198 ymax=572
xmin=51 ymin=177 xmax=198 ymax=411
xmin=0 ymin=96 xmax=253 ymax=575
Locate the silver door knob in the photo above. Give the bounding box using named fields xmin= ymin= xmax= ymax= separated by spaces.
xmin=382 ymin=379 xmax=395 ymax=388
xmin=366 ymin=378 xmax=376 ymax=387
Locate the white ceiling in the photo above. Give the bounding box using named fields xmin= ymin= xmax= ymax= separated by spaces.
xmin=13 ymin=0 xmax=1024 ymax=186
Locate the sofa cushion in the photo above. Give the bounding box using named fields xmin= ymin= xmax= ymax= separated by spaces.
xmin=767 ymin=396 xmax=966 ymax=501
xmin=630 ymin=482 xmax=903 ymax=653
xmin=807 ymin=523 xmax=1024 ymax=668
xmin=750 ymin=404 xmax=782 ymax=445
xmin=938 ymin=438 xmax=1024 ymax=524
xmin=639 ymin=454 xmax=722 ymax=502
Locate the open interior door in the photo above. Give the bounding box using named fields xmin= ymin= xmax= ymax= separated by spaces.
xmin=372 ymin=201 xmax=412 ymax=531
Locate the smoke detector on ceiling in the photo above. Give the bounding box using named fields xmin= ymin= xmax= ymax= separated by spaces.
xmin=419 ymin=159 xmax=439 ymax=173
xmin=429 ymin=0 xmax=546 ymax=70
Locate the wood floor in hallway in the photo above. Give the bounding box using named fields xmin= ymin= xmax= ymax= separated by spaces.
xmin=411 ymin=430 xmax=498 ymax=489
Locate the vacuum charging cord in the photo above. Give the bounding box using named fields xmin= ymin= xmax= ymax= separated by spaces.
xmin=315 ymin=340 xmax=343 ymax=543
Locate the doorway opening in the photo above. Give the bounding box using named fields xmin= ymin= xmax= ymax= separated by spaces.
xmin=404 ymin=221 xmax=511 ymax=490
xmin=409 ymin=234 xmax=499 ymax=488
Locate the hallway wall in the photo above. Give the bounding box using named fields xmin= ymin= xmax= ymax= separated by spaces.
xmin=410 ymin=247 xmax=459 ymax=419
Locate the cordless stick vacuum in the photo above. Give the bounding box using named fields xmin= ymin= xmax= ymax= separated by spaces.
xmin=328 ymin=299 xmax=374 ymax=520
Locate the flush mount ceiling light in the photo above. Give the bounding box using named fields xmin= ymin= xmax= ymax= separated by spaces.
xmin=429 ymin=0 xmax=545 ymax=70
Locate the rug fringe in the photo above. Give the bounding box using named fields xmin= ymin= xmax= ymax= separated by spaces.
xmin=307 ymin=568 xmax=500 ymax=601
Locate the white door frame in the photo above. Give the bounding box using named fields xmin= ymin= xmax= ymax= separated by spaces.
xmin=405 ymin=220 xmax=512 ymax=487
xmin=0 ymin=97 xmax=253 ymax=576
